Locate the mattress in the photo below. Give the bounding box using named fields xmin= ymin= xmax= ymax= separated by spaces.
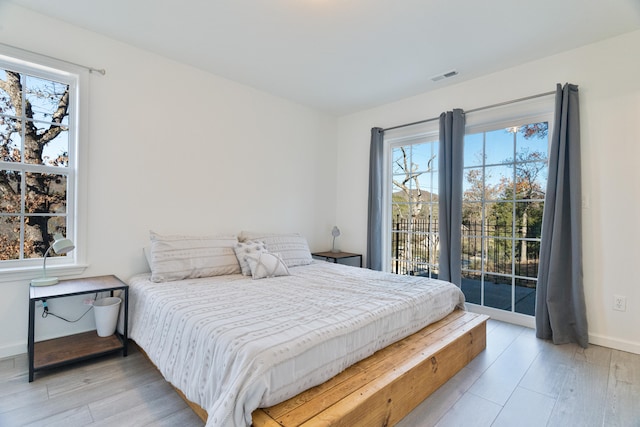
xmin=128 ymin=261 xmax=465 ymax=427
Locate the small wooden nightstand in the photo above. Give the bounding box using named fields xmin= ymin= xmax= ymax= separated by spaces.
xmin=312 ymin=251 xmax=363 ymax=268
xmin=28 ymin=275 xmax=129 ymax=382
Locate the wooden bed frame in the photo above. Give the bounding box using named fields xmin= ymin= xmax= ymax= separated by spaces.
xmin=162 ymin=310 xmax=488 ymax=427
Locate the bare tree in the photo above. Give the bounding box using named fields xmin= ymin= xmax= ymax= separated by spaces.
xmin=0 ymin=70 xmax=69 ymax=259
xmin=392 ymin=147 xmax=436 ymax=273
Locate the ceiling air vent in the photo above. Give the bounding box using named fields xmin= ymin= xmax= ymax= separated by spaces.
xmin=431 ymin=70 xmax=458 ymax=82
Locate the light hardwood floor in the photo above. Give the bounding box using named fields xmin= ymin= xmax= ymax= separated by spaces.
xmin=0 ymin=320 xmax=638 ymax=426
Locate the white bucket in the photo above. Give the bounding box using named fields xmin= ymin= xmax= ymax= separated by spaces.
xmin=93 ymin=297 xmax=122 ymax=337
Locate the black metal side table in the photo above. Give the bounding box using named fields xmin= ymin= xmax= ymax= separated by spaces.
xmin=312 ymin=251 xmax=363 ymax=268
xmin=28 ymin=275 xmax=128 ymax=382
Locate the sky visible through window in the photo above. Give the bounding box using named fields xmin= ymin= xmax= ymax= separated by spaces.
xmin=392 ymin=126 xmax=549 ymax=196
xmin=0 ymin=69 xmax=69 ymax=167
xmin=0 ymin=64 xmax=72 ymax=261
xmin=464 ymin=127 xmax=549 ymax=191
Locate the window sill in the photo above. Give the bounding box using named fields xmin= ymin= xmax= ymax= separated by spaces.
xmin=0 ymin=264 xmax=89 ymax=284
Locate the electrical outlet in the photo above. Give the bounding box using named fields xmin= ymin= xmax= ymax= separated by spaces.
xmin=613 ymin=295 xmax=627 ymax=312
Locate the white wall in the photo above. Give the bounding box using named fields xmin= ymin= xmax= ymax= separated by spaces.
xmin=0 ymin=4 xmax=338 ymax=357
xmin=2 ymin=4 xmax=638 ymax=359
xmin=336 ymin=30 xmax=640 ymax=354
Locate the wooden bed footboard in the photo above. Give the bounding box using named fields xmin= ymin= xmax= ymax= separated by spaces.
xmin=164 ymin=310 xmax=488 ymax=427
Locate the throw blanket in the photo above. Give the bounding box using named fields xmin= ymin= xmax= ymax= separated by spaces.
xmin=129 ymin=261 xmax=465 ymax=427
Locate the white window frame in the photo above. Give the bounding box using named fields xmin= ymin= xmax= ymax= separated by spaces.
xmin=0 ymin=46 xmax=88 ymax=282
xmin=463 ymin=97 xmax=554 ymax=326
xmin=382 ymin=97 xmax=554 ymax=326
xmin=383 ymin=122 xmax=440 ymax=273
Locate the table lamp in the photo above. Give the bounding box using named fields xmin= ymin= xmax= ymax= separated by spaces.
xmin=331 ymin=226 xmax=341 ymax=253
xmin=30 ymin=233 xmax=75 ymax=287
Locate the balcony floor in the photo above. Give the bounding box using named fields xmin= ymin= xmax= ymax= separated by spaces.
xmin=461 ymin=277 xmax=536 ymax=316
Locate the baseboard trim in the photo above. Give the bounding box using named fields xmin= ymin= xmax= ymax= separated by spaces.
xmin=466 ymin=304 xmax=535 ymax=329
xmin=0 ymin=342 xmax=26 ymax=359
xmin=589 ymin=333 xmax=640 ymax=355
xmin=465 ymin=305 xmax=640 ymax=354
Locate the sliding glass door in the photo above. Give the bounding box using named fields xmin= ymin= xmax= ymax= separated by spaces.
xmin=461 ymin=122 xmax=549 ymax=315
xmin=390 ymin=137 xmax=440 ymax=278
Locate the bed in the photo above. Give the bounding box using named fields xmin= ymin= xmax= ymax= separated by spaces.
xmin=128 ymin=231 xmax=487 ymax=427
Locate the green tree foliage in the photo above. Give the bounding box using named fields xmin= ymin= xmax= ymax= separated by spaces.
xmin=461 ymin=123 xmax=548 ymax=279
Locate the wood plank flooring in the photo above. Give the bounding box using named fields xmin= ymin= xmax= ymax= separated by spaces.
xmin=0 ymin=320 xmax=638 ymax=426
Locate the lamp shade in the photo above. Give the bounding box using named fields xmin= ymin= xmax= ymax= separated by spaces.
xmin=30 ymin=233 xmax=75 ymax=287
xmin=52 ymin=235 xmax=74 ymax=254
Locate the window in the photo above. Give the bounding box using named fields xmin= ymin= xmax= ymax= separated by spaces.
xmin=0 ymin=52 xmax=81 ymax=272
xmin=461 ymin=121 xmax=549 ymax=315
xmin=390 ymin=136 xmax=440 ymax=278
xmin=384 ymin=100 xmax=553 ymax=319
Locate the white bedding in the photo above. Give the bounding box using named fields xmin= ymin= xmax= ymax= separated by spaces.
xmin=129 ymin=261 xmax=465 ymax=427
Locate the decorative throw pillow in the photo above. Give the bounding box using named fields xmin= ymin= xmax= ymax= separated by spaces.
xmin=149 ymin=231 xmax=241 ymax=282
xmin=245 ymin=252 xmax=290 ymax=279
xmin=238 ymin=231 xmax=313 ymax=268
xmin=234 ymin=240 xmax=268 ymax=275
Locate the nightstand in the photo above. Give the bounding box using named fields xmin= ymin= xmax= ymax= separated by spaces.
xmin=28 ymin=275 xmax=128 ymax=382
xmin=312 ymin=251 xmax=363 ymax=268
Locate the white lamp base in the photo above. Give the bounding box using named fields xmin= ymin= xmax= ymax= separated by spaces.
xmin=31 ymin=277 xmax=59 ymax=287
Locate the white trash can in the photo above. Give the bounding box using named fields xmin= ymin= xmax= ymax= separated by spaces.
xmin=93 ymin=297 xmax=122 ymax=337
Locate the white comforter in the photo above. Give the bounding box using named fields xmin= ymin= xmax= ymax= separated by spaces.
xmin=129 ymin=261 xmax=465 ymax=427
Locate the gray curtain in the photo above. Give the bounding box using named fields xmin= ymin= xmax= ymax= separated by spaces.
xmin=535 ymin=83 xmax=588 ymax=348
xmin=366 ymin=127 xmax=384 ymax=270
xmin=438 ymin=109 xmax=465 ymax=285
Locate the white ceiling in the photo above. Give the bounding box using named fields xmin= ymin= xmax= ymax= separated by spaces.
xmin=7 ymin=0 xmax=640 ymax=115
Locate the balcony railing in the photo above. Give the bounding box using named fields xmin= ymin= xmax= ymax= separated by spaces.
xmin=392 ymin=215 xmax=539 ymax=315
xmin=391 ymin=215 xmax=540 ymax=281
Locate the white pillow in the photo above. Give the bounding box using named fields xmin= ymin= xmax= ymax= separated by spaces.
xmin=234 ymin=240 xmax=268 ymax=276
xmin=149 ymin=231 xmax=240 ymax=282
xmin=245 ymin=252 xmax=290 ymax=279
xmin=238 ymin=231 xmax=313 ymax=267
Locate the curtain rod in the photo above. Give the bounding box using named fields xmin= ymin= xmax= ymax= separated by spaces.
xmin=382 ymin=90 xmax=556 ymax=132
xmin=0 ymin=42 xmax=106 ymax=75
